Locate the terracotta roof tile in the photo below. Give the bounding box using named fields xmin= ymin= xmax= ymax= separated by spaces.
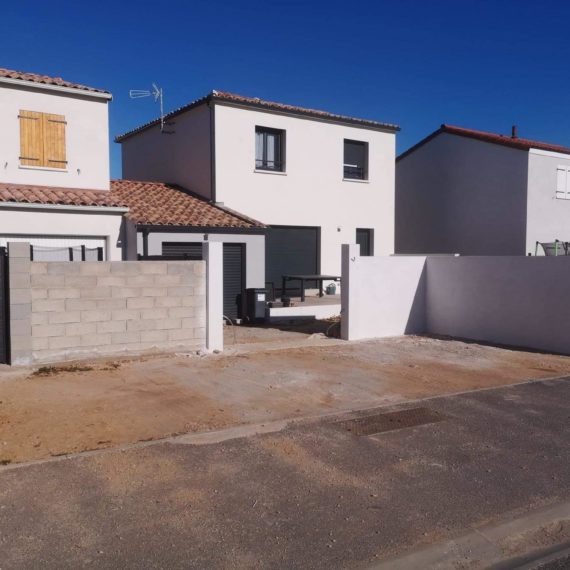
xmin=0 ymin=67 xmax=110 ymax=95
xmin=398 ymin=124 xmax=570 ymax=161
xmin=116 ymin=90 xmax=399 ymax=141
xmin=0 ymin=183 xmax=126 ymax=207
xmin=109 ymin=180 xmax=265 ymax=228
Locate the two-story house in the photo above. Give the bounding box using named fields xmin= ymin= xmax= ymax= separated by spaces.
xmin=396 ymin=124 xmax=570 ymax=256
xmin=116 ymin=91 xmax=399 ymax=297
xmin=0 ymin=68 xmax=127 ymax=260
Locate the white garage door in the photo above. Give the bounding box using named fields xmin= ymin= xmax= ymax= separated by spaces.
xmin=0 ymin=235 xmax=107 ymax=261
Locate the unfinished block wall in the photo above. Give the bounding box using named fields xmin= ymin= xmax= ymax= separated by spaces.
xmin=8 ymin=243 xmax=206 ymax=364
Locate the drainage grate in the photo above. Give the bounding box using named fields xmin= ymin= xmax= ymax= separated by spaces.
xmin=337 ymin=407 xmax=446 ymax=436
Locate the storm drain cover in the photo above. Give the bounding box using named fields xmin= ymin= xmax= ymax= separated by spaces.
xmin=337 ymin=407 xmax=446 ymax=436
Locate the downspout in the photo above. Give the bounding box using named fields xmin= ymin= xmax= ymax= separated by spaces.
xmin=209 ymin=99 xmax=217 ymax=204
xmin=142 ymin=228 xmax=149 ymax=257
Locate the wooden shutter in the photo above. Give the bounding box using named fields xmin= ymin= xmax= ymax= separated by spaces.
xmin=42 ymin=113 xmax=67 ymax=169
xmin=19 ymin=110 xmax=43 ymax=166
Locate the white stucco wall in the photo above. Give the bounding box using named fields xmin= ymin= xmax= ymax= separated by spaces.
xmin=0 ymin=207 xmax=125 ymax=260
xmin=341 ymin=245 xmax=427 ymax=341
xmin=120 ymin=105 xmax=212 ymax=199
xmin=526 ymin=149 xmax=570 ymax=253
xmin=214 ymin=104 xmax=396 ymax=275
xmin=396 ymin=133 xmax=529 ymax=255
xmin=0 ymin=83 xmax=110 ymax=190
xmin=144 ymin=231 xmax=265 ymax=288
xmin=426 ymin=256 xmax=570 ymax=355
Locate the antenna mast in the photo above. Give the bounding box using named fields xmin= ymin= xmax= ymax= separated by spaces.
xmin=129 ymin=83 xmax=173 ymax=134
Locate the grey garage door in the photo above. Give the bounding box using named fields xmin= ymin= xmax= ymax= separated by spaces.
xmin=0 ymin=248 xmax=8 ymax=364
xmin=265 ymin=226 xmax=320 ymax=296
xmin=160 ymin=241 xmax=245 ymax=320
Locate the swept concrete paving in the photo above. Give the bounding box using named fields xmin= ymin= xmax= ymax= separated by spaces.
xmin=1 ymin=377 xmax=570 ymax=569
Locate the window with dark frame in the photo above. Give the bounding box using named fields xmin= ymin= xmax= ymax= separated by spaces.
xmin=343 ymin=139 xmax=368 ymax=180
xmin=255 ymin=126 xmax=285 ymax=172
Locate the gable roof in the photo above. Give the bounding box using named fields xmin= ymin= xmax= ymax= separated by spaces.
xmin=398 ymin=124 xmax=570 ymax=161
xmin=0 ymin=67 xmax=111 ymax=96
xmin=0 ymin=182 xmax=126 ymax=208
xmin=109 ymin=180 xmax=265 ymax=229
xmin=116 ymin=90 xmax=400 ymax=141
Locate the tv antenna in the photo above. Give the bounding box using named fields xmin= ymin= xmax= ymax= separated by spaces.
xmin=129 ymin=83 xmax=174 ymax=134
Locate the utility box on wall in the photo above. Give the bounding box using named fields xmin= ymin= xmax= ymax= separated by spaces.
xmin=245 ymin=288 xmax=267 ymax=323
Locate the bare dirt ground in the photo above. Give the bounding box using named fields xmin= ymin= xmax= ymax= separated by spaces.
xmin=1 ymin=328 xmax=570 ymax=465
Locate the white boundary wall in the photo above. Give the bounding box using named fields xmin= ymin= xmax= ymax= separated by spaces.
xmin=426 ymin=256 xmax=570 ymax=355
xmin=341 ymin=244 xmax=426 ymax=340
xmin=341 ymin=247 xmax=570 ymax=355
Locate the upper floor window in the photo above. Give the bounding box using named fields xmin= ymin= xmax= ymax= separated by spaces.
xmin=344 ymin=139 xmax=368 ymax=180
xmin=255 ymin=126 xmax=285 ymax=172
xmin=556 ymin=166 xmax=570 ymax=200
xmin=19 ymin=110 xmax=67 ymax=169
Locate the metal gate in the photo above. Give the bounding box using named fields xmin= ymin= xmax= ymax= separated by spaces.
xmin=0 ymin=247 xmax=9 ymax=364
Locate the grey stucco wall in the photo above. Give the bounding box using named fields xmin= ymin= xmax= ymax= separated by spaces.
xmin=8 ymin=244 xmax=206 ymax=364
xmin=527 ymin=151 xmax=570 ymax=254
xmin=396 ymin=133 xmax=529 ymax=255
xmin=426 ymin=256 xmax=570 ymax=354
xmin=120 ymin=104 xmax=213 ymax=200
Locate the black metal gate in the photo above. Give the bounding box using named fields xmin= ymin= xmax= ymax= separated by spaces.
xmin=0 ymin=247 xmax=9 ymax=364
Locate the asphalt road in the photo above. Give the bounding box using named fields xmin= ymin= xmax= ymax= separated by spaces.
xmin=1 ymin=376 xmax=570 ymax=569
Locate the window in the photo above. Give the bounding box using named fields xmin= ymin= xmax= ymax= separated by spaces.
xmin=19 ymin=110 xmax=67 ymax=169
xmin=556 ymin=166 xmax=570 ymax=200
xmin=255 ymin=127 xmax=285 ymax=172
xmin=344 ymin=139 xmax=368 ymax=180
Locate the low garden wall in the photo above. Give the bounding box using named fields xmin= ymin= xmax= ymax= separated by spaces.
xmin=341 ymin=245 xmax=570 ymax=355
xmin=8 ymin=242 xmax=207 ymax=364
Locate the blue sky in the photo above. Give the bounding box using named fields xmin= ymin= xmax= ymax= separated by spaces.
xmin=2 ymin=0 xmax=570 ymax=178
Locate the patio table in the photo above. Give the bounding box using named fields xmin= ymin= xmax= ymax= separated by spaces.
xmin=281 ymin=274 xmax=341 ymax=302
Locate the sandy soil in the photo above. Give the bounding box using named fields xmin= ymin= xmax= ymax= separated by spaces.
xmin=1 ymin=332 xmax=569 ymax=464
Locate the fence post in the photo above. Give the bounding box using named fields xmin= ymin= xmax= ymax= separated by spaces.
xmin=340 ymin=243 xmax=360 ymax=341
xmin=202 ymin=241 xmax=223 ymax=352
xmin=7 ymin=242 xmax=32 ymax=365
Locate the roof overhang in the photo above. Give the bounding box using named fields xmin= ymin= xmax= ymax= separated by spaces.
xmin=116 ymin=92 xmax=400 ymax=142
xmin=0 ymin=76 xmax=112 ymax=101
xmin=136 ymin=223 xmax=266 ymax=235
xmin=0 ymin=202 xmax=128 ymax=214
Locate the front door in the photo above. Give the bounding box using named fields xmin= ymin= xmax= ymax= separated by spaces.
xmin=356 ymin=228 xmax=374 ymax=256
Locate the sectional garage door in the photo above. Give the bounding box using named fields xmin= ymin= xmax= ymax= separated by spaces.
xmin=265 ymin=226 xmax=320 ymax=296
xmin=160 ymin=242 xmax=245 ymax=320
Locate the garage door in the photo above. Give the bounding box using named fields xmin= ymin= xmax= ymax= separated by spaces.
xmin=0 ymin=248 xmax=8 ymax=364
xmin=160 ymin=241 xmax=245 ymax=321
xmin=265 ymin=226 xmax=320 ymax=296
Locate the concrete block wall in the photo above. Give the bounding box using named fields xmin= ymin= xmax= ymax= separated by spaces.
xmin=8 ymin=243 xmax=207 ymax=364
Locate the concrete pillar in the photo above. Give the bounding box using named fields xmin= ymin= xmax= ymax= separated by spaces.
xmin=7 ymin=242 xmax=32 ymax=365
xmin=340 ymin=243 xmax=360 ymax=341
xmin=202 ymin=241 xmax=223 ymax=352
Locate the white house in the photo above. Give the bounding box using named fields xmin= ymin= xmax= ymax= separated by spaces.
xmin=117 ymin=91 xmax=399 ymax=295
xmin=0 ymin=67 xmax=127 ymax=260
xmin=396 ymin=124 xmax=570 ymax=256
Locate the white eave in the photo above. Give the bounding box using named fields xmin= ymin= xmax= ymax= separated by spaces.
xmin=0 ymin=76 xmax=113 ymax=101
xmin=0 ymin=202 xmax=128 ymax=214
